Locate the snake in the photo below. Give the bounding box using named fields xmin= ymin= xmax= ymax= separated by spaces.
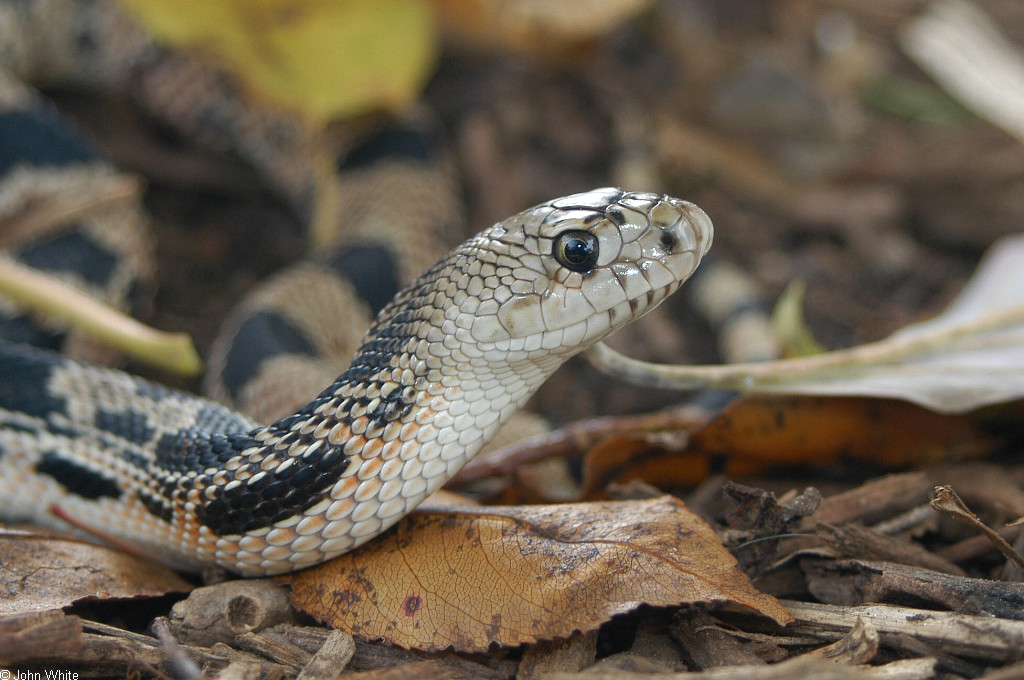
xmin=0 ymin=187 xmax=712 ymax=575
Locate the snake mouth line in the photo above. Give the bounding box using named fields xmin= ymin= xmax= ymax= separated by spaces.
xmin=645 ymin=279 xmax=685 ymax=313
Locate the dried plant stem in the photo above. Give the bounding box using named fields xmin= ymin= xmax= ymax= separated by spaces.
xmin=586 ymin=304 xmax=1024 ymax=392
xmin=930 ymin=485 xmax=1024 ymax=571
xmin=0 ymin=257 xmax=202 ymax=376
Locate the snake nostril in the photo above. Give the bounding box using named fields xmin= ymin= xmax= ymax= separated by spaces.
xmin=659 ymin=231 xmax=677 ymax=253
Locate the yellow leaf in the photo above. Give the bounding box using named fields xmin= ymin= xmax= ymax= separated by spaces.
xmin=118 ymin=0 xmax=437 ymax=122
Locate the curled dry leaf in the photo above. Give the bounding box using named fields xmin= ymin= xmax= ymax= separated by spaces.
xmin=0 ymin=530 xmax=192 ymax=616
xmin=589 ymin=234 xmax=1024 ymax=414
xmin=280 ymin=496 xmax=791 ymax=652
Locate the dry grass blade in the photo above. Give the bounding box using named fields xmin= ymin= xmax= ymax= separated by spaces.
xmin=0 ymin=257 xmax=201 ymax=375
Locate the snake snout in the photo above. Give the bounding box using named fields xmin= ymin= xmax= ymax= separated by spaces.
xmin=640 ymin=197 xmax=713 ymax=299
xmin=630 ymin=194 xmax=713 ymax=291
xmin=669 ymin=199 xmax=714 ymax=262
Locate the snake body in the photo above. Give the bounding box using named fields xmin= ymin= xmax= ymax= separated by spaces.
xmin=0 ymin=188 xmax=712 ymax=575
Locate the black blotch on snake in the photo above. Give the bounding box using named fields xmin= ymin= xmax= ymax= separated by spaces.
xmin=324 ymin=245 xmax=400 ymax=315
xmin=0 ymin=107 xmax=96 ymax=176
xmin=16 ymin=232 xmax=119 ymax=288
xmin=138 ymin=489 xmax=174 ymax=524
xmin=156 ymin=428 xmax=353 ymax=537
xmin=36 ymin=450 xmax=123 ymax=501
xmin=94 ymin=408 xmax=156 ymax=446
xmin=335 ymin=122 xmax=437 ymax=173
xmin=220 ymin=312 xmax=318 ymax=403
xmin=0 ymin=343 xmax=66 ymax=419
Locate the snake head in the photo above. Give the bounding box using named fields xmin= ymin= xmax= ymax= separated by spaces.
xmin=461 ymin=187 xmax=713 ymax=356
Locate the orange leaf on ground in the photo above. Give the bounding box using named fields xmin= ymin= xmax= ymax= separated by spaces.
xmin=565 ymin=397 xmax=997 ymax=499
xmin=280 ymin=496 xmax=791 ymax=652
xmin=0 ymin=530 xmax=192 ymax=615
xmin=580 ymin=434 xmax=711 ymax=499
xmin=690 ymin=395 xmax=998 ymax=477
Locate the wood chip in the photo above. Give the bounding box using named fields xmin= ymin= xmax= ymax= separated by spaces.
xmin=671 ymin=609 xmax=764 ymax=669
xmin=782 ymin=599 xmax=1024 ymax=662
xmin=297 ymin=630 xmax=357 ymax=680
xmin=802 ymin=617 xmax=878 ymax=665
xmin=517 ymin=631 xmax=598 ymax=680
xmin=0 ymin=610 xmax=82 ymax=666
xmin=804 ymin=473 xmax=934 ymax=528
xmin=169 ymin=579 xmax=297 ymax=647
xmin=814 ymin=523 xmax=966 ymax=575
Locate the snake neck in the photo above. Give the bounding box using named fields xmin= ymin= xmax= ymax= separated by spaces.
xmin=188 ymin=228 xmax=624 ymax=557
xmin=184 ymin=308 xmax=566 ymax=562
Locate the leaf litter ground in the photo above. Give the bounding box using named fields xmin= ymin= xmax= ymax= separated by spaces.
xmin=8 ymin=1 xmax=1024 ymax=677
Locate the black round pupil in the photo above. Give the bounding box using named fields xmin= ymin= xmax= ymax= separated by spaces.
xmin=564 ymin=238 xmax=591 ymax=264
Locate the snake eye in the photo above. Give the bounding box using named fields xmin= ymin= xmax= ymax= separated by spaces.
xmin=553 ymin=230 xmax=599 ymax=273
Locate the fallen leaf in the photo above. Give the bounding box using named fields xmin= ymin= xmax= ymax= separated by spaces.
xmin=550 ymin=397 xmax=997 ymax=499
xmin=902 ymin=0 xmax=1024 ymax=146
xmin=580 ymin=434 xmax=711 ymax=499
xmin=280 ymin=496 xmax=791 ymax=652
xmin=689 ymin=395 xmax=1000 ymax=476
xmin=589 ymin=233 xmax=1024 ymax=414
xmin=0 ymin=530 xmax=192 ymax=615
xmin=436 ymin=0 xmax=653 ymax=55
xmin=118 ymin=0 xmax=436 ymax=121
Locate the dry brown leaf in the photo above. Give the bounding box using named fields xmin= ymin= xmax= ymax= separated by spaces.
xmin=690 ymin=395 xmax=998 ymax=476
xmin=0 ymin=530 xmax=192 ymax=615
xmin=573 ymin=396 xmax=997 ymax=495
xmin=580 ymin=435 xmax=711 ymax=499
xmin=280 ymin=496 xmax=791 ymax=652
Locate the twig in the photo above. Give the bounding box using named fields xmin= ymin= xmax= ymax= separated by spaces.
xmin=930 ymin=485 xmax=1024 ymax=570
xmin=453 ymin=407 xmax=705 ymax=484
xmin=153 ymin=617 xmax=203 ymax=680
